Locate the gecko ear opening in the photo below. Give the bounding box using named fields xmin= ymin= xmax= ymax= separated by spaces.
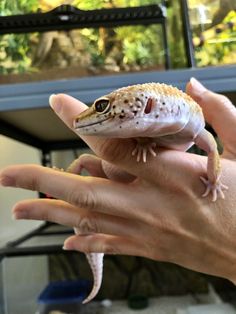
xmin=144 ymin=98 xmax=153 ymax=114
xmin=94 ymin=98 xmax=110 ymax=114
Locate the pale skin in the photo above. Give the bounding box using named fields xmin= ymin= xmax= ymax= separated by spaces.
xmin=1 ymin=78 xmax=236 ymax=283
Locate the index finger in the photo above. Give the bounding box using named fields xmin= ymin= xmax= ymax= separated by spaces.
xmin=0 ymin=164 xmax=147 ymax=221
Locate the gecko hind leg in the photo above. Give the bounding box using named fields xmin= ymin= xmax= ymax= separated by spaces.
xmin=132 ymin=139 xmax=157 ymax=162
xmin=194 ymin=129 xmax=228 ymax=202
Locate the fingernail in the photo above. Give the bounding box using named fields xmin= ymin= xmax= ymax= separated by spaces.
xmin=63 ymin=238 xmax=75 ymax=251
xmin=63 ymin=244 xmax=73 ymax=251
xmin=190 ymin=77 xmax=207 ymax=94
xmin=49 ymin=94 xmax=61 ymax=114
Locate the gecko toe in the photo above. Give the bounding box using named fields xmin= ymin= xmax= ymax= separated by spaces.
xmin=200 ymin=176 xmax=228 ymax=202
xmin=132 ymin=141 xmax=157 ymax=163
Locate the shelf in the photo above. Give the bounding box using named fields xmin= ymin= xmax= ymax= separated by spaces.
xmin=0 ymin=4 xmax=166 ymax=35
xmin=0 ymin=222 xmax=74 ymax=258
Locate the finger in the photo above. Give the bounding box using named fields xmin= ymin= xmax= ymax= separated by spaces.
xmin=63 ymin=233 xmax=152 ymax=258
xmin=49 ymin=93 xmax=88 ymax=129
xmin=67 ymin=154 xmax=107 ymax=178
xmin=67 ymin=154 xmax=136 ymax=183
xmin=13 ymin=198 xmax=145 ymax=238
xmin=0 ymin=152 xmax=207 ymax=209
xmin=0 ymin=164 xmax=152 ymax=221
xmin=186 ymin=78 xmax=236 ymax=147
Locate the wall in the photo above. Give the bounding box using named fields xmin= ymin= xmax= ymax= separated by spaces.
xmin=0 ymin=135 xmax=42 ymax=246
xmin=0 ymin=135 xmax=48 ymax=314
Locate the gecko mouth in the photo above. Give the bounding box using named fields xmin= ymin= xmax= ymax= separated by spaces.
xmin=74 ymin=116 xmax=112 ymax=129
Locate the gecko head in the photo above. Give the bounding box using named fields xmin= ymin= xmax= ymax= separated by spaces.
xmin=73 ymin=85 xmax=155 ymax=137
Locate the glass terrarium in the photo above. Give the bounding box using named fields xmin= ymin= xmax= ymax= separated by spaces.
xmin=0 ymin=0 xmax=173 ymax=84
xmin=1 ymin=0 xmax=233 ymax=85
xmin=188 ymin=0 xmax=236 ymax=66
xmin=0 ymin=24 xmax=166 ymax=84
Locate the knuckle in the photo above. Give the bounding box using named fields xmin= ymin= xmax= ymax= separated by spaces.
xmin=205 ymin=92 xmax=233 ymax=110
xmin=81 ymin=235 xmax=120 ymax=255
xmin=67 ymin=154 xmax=90 ymax=174
xmin=218 ymin=94 xmax=232 ymax=106
xmin=23 ymin=165 xmax=42 ymax=191
xmin=145 ymin=241 xmax=164 ymax=261
xmin=102 ymin=240 xmax=119 ymax=255
xmin=37 ymin=207 xmax=53 ymax=222
xmin=67 ymin=181 xmax=96 ymax=209
xmin=41 ymin=211 xmax=51 ymax=222
xmin=79 ymin=153 xmax=92 ymax=161
xmin=76 ymin=214 xmax=99 ymax=234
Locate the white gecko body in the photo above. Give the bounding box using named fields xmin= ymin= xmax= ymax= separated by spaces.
xmin=71 ymin=82 xmax=227 ymax=304
xmin=75 ymin=83 xmax=205 ymax=154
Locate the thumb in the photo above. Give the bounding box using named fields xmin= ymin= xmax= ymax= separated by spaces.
xmin=186 ymin=78 xmax=236 ymax=156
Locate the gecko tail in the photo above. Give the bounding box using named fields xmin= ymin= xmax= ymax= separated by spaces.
xmin=82 ymin=252 xmax=104 ymax=304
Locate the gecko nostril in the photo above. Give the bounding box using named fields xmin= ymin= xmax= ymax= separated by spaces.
xmin=144 ymin=98 xmax=153 ymax=114
xmin=74 ymin=117 xmax=80 ymax=127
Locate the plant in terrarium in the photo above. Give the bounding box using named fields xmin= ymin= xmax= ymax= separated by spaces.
xmin=0 ymin=0 xmax=187 ymax=79
xmin=193 ymin=7 xmax=236 ymax=66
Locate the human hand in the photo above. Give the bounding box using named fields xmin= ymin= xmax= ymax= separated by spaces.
xmin=1 ymin=78 xmax=236 ymax=283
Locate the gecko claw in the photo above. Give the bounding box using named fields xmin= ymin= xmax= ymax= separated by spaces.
xmin=200 ymin=176 xmax=228 ymax=202
xmin=148 ymin=143 xmax=157 ymax=157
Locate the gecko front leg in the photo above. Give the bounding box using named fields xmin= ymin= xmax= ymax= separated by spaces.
xmin=194 ymin=129 xmax=228 ymax=201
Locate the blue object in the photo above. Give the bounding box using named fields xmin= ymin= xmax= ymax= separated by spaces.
xmin=38 ymin=280 xmax=91 ymax=305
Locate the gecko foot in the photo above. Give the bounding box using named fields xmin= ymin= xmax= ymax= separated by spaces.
xmin=200 ymin=176 xmax=228 ymax=202
xmin=132 ymin=141 xmax=157 ymax=162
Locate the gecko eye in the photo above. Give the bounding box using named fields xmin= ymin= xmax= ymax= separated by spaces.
xmin=94 ymin=99 xmax=110 ymax=114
